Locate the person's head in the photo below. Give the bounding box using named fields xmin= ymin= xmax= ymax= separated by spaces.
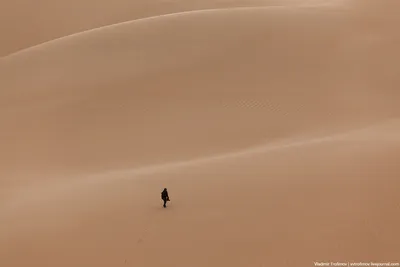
xmin=164 ymin=188 xmax=167 ymax=191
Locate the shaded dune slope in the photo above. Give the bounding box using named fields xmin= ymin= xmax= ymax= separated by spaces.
xmin=1 ymin=5 xmax=399 ymax=179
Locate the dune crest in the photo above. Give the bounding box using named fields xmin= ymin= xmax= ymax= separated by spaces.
xmin=0 ymin=0 xmax=344 ymax=57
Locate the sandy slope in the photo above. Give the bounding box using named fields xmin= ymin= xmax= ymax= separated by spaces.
xmin=1 ymin=1 xmax=400 ymax=266
xmin=0 ymin=0 xmax=330 ymax=57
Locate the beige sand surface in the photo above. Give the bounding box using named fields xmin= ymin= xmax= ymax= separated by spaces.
xmin=1 ymin=0 xmax=399 ymax=266
xmin=0 ymin=0 xmax=334 ymax=57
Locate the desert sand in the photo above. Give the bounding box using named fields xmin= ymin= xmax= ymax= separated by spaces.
xmin=1 ymin=0 xmax=399 ymax=266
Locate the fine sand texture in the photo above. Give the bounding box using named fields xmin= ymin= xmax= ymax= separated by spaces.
xmin=1 ymin=0 xmax=400 ymax=266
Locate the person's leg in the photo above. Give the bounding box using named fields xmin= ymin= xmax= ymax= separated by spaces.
xmin=163 ymin=199 xmax=167 ymax=208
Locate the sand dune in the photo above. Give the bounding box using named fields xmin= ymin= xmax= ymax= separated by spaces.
xmin=0 ymin=0 xmax=337 ymax=57
xmin=2 ymin=121 xmax=400 ymax=266
xmin=1 ymin=1 xmax=400 ymax=266
xmin=1 ymin=5 xmax=397 ymax=176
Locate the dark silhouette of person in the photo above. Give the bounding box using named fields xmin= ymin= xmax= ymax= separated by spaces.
xmin=161 ymin=188 xmax=170 ymax=208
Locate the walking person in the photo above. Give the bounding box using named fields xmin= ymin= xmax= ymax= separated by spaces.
xmin=161 ymin=188 xmax=170 ymax=208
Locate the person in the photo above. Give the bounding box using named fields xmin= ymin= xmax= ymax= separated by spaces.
xmin=161 ymin=188 xmax=170 ymax=208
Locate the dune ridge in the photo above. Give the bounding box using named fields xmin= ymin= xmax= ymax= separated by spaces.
xmin=2 ymin=117 xmax=399 ymax=233
xmin=1 ymin=4 xmax=345 ymax=62
xmin=57 ymin=117 xmax=400 ymax=181
xmin=3 ymin=1 xmax=347 ymax=58
xmin=0 ymin=0 xmax=344 ymax=57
